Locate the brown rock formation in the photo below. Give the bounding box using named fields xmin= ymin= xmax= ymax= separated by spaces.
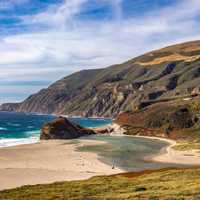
xmin=115 ymin=96 xmax=200 ymax=140
xmin=192 ymin=86 xmax=200 ymax=96
xmin=40 ymin=117 xmax=96 ymax=140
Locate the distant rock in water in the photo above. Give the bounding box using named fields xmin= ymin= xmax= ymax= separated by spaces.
xmin=40 ymin=117 xmax=96 ymax=140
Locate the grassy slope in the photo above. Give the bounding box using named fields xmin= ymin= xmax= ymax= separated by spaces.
xmin=1 ymin=168 xmax=200 ymax=200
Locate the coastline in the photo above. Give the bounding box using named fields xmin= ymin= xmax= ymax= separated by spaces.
xmin=107 ymin=123 xmax=200 ymax=166
xmin=93 ymin=122 xmax=125 ymax=135
xmin=0 ymin=137 xmax=39 ymax=148
xmin=134 ymin=135 xmax=200 ymax=166
xmin=0 ymin=122 xmax=125 ymax=190
xmin=0 ymin=113 xmax=112 ymax=149
xmin=1 ymin=120 xmax=200 ymax=190
xmin=0 ymin=138 xmax=123 ymax=190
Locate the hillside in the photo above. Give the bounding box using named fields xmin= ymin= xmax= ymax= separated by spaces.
xmin=1 ymin=40 xmax=200 ymax=117
xmin=116 ymin=97 xmax=200 ymax=140
xmin=1 ymin=167 xmax=200 ymax=200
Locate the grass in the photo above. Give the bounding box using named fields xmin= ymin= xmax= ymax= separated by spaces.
xmin=175 ymin=128 xmax=200 ymax=142
xmin=173 ymin=141 xmax=200 ymax=151
xmin=1 ymin=168 xmax=200 ymax=200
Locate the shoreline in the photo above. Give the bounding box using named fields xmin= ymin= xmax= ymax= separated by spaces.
xmin=0 ymin=122 xmax=126 ymax=190
xmin=93 ymin=122 xmax=125 ymax=135
xmin=0 ymin=114 xmax=113 ymax=149
xmin=0 ymin=138 xmax=124 ymax=190
xmin=1 ymin=121 xmax=200 ymax=190
xmin=0 ymin=137 xmax=39 ymax=148
xmin=134 ymin=135 xmax=200 ymax=166
xmin=2 ymin=121 xmax=200 ymax=165
xmin=107 ymin=123 xmax=200 ymax=166
xmin=0 ymin=121 xmax=123 ymax=149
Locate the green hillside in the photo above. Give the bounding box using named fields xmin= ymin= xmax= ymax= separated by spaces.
xmin=1 ymin=167 xmax=200 ymax=200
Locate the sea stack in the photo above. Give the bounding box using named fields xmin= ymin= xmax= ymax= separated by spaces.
xmin=40 ymin=116 xmax=96 ymax=140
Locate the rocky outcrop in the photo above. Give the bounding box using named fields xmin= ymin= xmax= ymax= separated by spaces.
xmin=116 ymin=98 xmax=200 ymax=140
xmin=192 ymin=86 xmax=200 ymax=96
xmin=0 ymin=103 xmax=20 ymax=112
xmin=2 ymin=40 xmax=200 ymax=117
xmin=40 ymin=117 xmax=96 ymax=140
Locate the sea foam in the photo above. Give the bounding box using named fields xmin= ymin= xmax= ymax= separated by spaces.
xmin=0 ymin=137 xmax=39 ymax=148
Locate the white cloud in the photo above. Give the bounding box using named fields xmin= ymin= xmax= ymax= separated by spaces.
xmin=2 ymin=0 xmax=200 ymax=66
xmin=1 ymin=0 xmax=200 ymax=103
xmin=0 ymin=0 xmax=29 ymax=10
xmin=23 ymin=0 xmax=88 ymax=29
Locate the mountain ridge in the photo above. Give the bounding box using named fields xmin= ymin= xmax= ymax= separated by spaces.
xmin=1 ymin=40 xmax=200 ymax=117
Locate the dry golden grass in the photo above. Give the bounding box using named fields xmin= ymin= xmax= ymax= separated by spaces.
xmin=173 ymin=141 xmax=200 ymax=151
xmin=136 ymin=53 xmax=200 ymax=66
xmin=183 ymin=45 xmax=200 ymax=52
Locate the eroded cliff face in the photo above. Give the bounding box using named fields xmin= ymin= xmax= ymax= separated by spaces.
xmin=116 ymin=96 xmax=200 ymax=140
xmin=2 ymin=40 xmax=200 ymax=117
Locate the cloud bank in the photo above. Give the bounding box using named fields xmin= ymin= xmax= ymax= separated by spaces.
xmin=0 ymin=0 xmax=200 ymax=103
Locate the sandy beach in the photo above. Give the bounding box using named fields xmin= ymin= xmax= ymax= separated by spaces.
xmin=135 ymin=135 xmax=200 ymax=165
xmin=153 ymin=141 xmax=200 ymax=165
xmin=0 ymin=138 xmax=123 ymax=191
xmin=1 ymin=125 xmax=200 ymax=191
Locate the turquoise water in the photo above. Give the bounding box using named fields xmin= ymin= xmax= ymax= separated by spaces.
xmin=78 ymin=135 xmax=185 ymax=171
xmin=0 ymin=112 xmax=111 ymax=147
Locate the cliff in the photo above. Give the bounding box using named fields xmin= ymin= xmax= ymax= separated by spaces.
xmin=2 ymin=40 xmax=200 ymax=118
xmin=116 ymin=96 xmax=200 ymax=140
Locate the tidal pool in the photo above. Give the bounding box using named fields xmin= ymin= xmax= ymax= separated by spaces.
xmin=77 ymin=135 xmax=185 ymax=171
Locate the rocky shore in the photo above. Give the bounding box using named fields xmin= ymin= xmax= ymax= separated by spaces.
xmin=40 ymin=116 xmax=96 ymax=140
xmin=93 ymin=123 xmax=125 ymax=135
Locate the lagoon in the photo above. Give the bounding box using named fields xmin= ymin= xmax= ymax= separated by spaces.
xmin=77 ymin=135 xmax=183 ymax=171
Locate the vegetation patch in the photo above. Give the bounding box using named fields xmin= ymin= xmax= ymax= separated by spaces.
xmin=1 ymin=168 xmax=200 ymax=200
xmin=173 ymin=141 xmax=200 ymax=151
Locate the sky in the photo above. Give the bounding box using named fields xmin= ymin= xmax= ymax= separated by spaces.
xmin=0 ymin=0 xmax=200 ymax=104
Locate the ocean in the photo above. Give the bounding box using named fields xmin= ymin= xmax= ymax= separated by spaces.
xmin=0 ymin=112 xmax=112 ymax=148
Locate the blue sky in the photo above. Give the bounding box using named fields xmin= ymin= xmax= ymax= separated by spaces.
xmin=0 ymin=0 xmax=200 ymax=104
